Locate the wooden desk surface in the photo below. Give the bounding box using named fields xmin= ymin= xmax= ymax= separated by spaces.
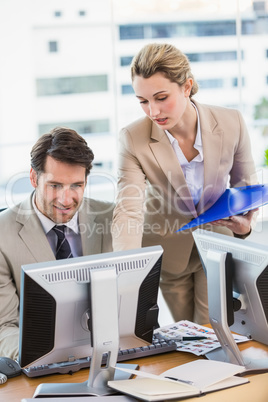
xmin=2 ymin=340 xmax=268 ymax=402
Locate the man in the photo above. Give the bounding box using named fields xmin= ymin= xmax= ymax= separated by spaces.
xmin=0 ymin=127 xmax=114 ymax=359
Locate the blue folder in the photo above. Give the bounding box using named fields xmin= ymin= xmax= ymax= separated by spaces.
xmin=176 ymin=184 xmax=268 ymax=232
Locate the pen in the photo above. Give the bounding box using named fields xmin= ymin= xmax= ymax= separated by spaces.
xmin=155 ymin=333 xmax=208 ymax=342
xmin=165 ymin=376 xmax=194 ymax=385
xmin=180 ymin=336 xmax=207 ymax=341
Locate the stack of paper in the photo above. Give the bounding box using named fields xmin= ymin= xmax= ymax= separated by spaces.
xmin=154 ymin=320 xmax=248 ymax=356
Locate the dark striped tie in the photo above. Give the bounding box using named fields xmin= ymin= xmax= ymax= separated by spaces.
xmin=53 ymin=225 xmax=73 ymax=260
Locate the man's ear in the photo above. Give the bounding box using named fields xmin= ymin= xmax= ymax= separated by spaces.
xmin=30 ymin=168 xmax=38 ymax=188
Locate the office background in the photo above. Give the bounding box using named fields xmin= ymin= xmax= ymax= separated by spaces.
xmin=0 ymin=0 xmax=267 ymax=212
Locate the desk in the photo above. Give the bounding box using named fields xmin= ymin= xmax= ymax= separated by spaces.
xmin=2 ymin=339 xmax=268 ymax=402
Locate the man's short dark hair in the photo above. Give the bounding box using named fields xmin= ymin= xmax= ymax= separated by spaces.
xmin=30 ymin=127 xmax=94 ymax=177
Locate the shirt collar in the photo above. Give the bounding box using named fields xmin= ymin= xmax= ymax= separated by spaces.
xmin=191 ymin=101 xmax=202 ymax=150
xmin=165 ymin=101 xmax=203 ymax=161
xmin=32 ymin=193 xmax=80 ymax=234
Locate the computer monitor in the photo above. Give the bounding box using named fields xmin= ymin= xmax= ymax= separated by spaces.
xmin=19 ymin=245 xmax=163 ymax=396
xmin=193 ymin=229 xmax=268 ymax=374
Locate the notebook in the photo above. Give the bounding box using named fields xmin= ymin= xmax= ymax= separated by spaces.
xmin=108 ymin=360 xmax=249 ymax=401
xmin=21 ymin=397 xmax=136 ymax=402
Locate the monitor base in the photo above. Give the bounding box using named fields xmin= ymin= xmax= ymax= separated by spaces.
xmin=205 ymin=347 xmax=268 ymax=375
xmin=33 ymin=363 xmax=138 ymax=398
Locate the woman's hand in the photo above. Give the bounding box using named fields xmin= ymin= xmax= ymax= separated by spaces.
xmin=210 ymin=208 xmax=258 ymax=236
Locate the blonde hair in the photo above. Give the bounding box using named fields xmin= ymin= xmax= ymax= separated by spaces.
xmin=131 ymin=43 xmax=198 ymax=97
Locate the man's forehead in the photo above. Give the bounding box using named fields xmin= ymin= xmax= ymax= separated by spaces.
xmin=39 ymin=171 xmax=86 ymax=183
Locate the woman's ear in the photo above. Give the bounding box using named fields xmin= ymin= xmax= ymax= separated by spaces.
xmin=30 ymin=168 xmax=38 ymax=188
xmin=184 ymin=78 xmax=193 ymax=97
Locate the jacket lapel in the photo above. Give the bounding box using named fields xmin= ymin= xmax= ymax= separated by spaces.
xmin=16 ymin=194 xmax=55 ymax=261
xmin=194 ymin=101 xmax=224 ymax=215
xmin=79 ymin=201 xmax=102 ymax=256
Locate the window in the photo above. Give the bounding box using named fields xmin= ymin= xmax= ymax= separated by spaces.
xmin=120 ymin=21 xmax=237 ymax=40
xmin=120 ymin=56 xmax=133 ymax=66
xmin=198 ymin=77 xmax=244 ymax=89
xmin=232 ymin=77 xmax=245 ymax=87
xmin=120 ymin=25 xmax=145 ymax=40
xmin=119 ymin=18 xmax=268 ymax=41
xmin=242 ymin=20 xmax=255 ymax=34
xmin=253 ymin=1 xmax=266 ymax=13
xmin=121 ymin=85 xmax=134 ymax=95
xmin=186 ymin=51 xmax=239 ymax=62
xmin=196 ymin=21 xmax=236 ymax=36
xmin=38 ymin=119 xmax=110 ymax=136
xmin=36 ymin=75 xmax=108 ymax=96
xmin=151 ymin=24 xmax=175 ymax=38
xmin=54 ymin=11 xmax=62 ymax=17
xmin=199 ymin=79 xmax=224 ymax=89
xmin=79 ymin=10 xmax=86 ymax=17
xmin=48 ymin=41 xmax=58 ymax=53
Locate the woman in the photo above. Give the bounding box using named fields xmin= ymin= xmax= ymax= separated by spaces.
xmin=112 ymin=43 xmax=257 ymax=324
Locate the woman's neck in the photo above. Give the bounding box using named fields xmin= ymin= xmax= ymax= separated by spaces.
xmin=169 ymin=100 xmax=197 ymax=141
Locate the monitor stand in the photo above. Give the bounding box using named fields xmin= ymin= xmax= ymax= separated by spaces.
xmin=204 ymin=249 xmax=268 ymax=375
xmin=33 ymin=266 xmax=134 ymax=398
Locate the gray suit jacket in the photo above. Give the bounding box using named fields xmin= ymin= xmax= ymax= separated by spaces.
xmin=0 ymin=193 xmax=114 ymax=359
xmin=112 ymin=100 xmax=257 ymax=272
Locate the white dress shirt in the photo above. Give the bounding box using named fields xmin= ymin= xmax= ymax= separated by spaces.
xmin=32 ymin=195 xmax=83 ymax=257
xmin=165 ymin=102 xmax=204 ymax=206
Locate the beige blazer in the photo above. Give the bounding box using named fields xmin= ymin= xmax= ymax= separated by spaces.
xmin=112 ymin=100 xmax=257 ymax=273
xmin=0 ymin=193 xmax=114 ymax=358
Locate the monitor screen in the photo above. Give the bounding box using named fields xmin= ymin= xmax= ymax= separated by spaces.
xmin=193 ymin=229 xmax=268 ymax=373
xmin=19 ymin=245 xmax=163 ymax=370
